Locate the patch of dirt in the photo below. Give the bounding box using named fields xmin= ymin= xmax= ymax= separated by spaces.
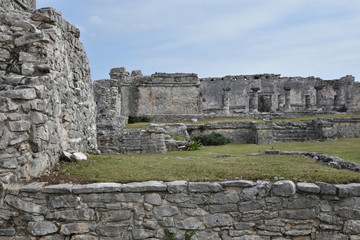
xmin=23 ymin=162 xmax=93 ymax=186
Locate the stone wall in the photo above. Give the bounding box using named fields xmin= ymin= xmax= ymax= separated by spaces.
xmin=98 ymin=128 xmax=167 ymax=154
xmin=0 ymin=0 xmax=36 ymax=12
xmin=188 ymin=121 xmax=256 ymax=144
xmin=1 ymin=180 xmax=360 ymax=239
xmin=0 ymin=5 xmax=97 ymax=182
xmin=94 ymin=68 xmax=360 ymax=123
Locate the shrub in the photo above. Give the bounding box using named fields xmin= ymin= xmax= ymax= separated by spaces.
xmin=128 ymin=115 xmax=150 ymax=124
xmin=191 ymin=132 xmax=230 ymax=146
xmin=186 ymin=140 xmax=202 ymax=151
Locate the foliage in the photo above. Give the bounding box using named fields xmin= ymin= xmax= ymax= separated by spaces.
xmin=164 ymin=229 xmax=176 ymax=240
xmin=191 ymin=132 xmax=230 ymax=146
xmin=186 ymin=140 xmax=202 ymax=151
xmin=185 ymin=230 xmax=196 ymax=240
xmin=128 ymin=115 xmax=150 ymax=124
xmin=172 ymin=135 xmax=185 ymax=141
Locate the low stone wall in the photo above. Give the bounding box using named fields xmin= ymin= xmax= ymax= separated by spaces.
xmin=1 ymin=180 xmax=360 ymax=239
xmin=98 ymin=129 xmax=167 ymax=154
xmin=188 ymin=121 xmax=256 ymax=144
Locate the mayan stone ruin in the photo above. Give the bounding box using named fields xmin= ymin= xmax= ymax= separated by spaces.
xmin=94 ymin=67 xmax=360 ymax=154
xmin=0 ymin=0 xmax=97 ymax=182
xmin=1 ymin=0 xmax=360 ymax=239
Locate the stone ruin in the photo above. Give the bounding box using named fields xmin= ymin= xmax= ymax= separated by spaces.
xmin=94 ymin=67 xmax=360 ymax=154
xmin=0 ymin=0 xmax=97 ymax=183
xmin=1 ymin=1 xmax=360 ymax=239
xmin=1 ymin=0 xmax=360 ymax=179
xmin=95 ymin=67 xmax=360 ymax=123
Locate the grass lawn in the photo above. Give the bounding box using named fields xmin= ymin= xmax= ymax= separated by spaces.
xmin=63 ymin=138 xmax=360 ymax=184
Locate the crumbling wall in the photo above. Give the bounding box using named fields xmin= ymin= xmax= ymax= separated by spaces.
xmin=95 ymin=69 xmax=360 ymax=123
xmin=2 ymin=180 xmax=360 ymax=239
xmin=0 ymin=6 xmax=97 ymax=182
xmin=0 ymin=0 xmax=36 ymax=12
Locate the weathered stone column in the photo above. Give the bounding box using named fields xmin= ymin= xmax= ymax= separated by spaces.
xmin=222 ymin=87 xmax=231 ymax=116
xmin=284 ymin=87 xmax=291 ymax=111
xmin=249 ymin=87 xmax=260 ymax=113
xmin=315 ymin=86 xmax=323 ymax=109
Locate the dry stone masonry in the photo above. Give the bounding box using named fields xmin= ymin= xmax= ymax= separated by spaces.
xmin=94 ymin=67 xmax=360 ymax=123
xmin=1 ymin=180 xmax=360 ymax=239
xmin=0 ymin=0 xmax=97 ymax=182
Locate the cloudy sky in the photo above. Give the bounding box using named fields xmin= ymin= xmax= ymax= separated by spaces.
xmin=36 ymin=0 xmax=360 ymax=81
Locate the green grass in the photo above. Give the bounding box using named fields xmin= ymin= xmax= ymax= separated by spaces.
xmin=272 ymin=114 xmax=360 ymax=122
xmin=124 ymin=114 xmax=360 ymax=129
xmin=63 ymin=138 xmax=360 ymax=184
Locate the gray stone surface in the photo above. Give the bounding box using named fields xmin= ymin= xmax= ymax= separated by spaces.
xmin=0 ymin=180 xmax=360 ymax=238
xmin=297 ymin=182 xmax=321 ymax=193
xmin=0 ymin=1 xmax=97 ymax=181
xmin=28 ymin=221 xmax=58 ymax=236
xmin=271 ymin=181 xmax=296 ymax=197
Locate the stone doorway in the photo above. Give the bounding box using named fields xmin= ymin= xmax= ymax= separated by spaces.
xmin=258 ymin=95 xmax=272 ymax=112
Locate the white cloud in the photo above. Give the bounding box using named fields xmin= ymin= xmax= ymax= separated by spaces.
xmin=88 ymin=16 xmax=107 ymax=26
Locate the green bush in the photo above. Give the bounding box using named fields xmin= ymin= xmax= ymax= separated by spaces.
xmin=128 ymin=115 xmax=150 ymax=124
xmin=186 ymin=140 xmax=202 ymax=151
xmin=191 ymin=132 xmax=230 ymax=146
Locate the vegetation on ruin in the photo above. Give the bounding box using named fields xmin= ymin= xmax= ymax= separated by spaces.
xmin=124 ymin=114 xmax=360 ymax=129
xmin=62 ymin=138 xmax=360 ymax=184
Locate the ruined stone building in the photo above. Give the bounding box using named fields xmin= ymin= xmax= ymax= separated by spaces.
xmin=0 ymin=0 xmax=97 ymax=182
xmin=94 ymin=67 xmax=360 ymax=124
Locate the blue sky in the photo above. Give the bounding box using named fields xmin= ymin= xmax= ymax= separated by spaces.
xmin=36 ymin=0 xmax=360 ymax=81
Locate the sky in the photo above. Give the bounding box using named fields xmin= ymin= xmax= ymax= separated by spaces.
xmin=36 ymin=0 xmax=360 ymax=81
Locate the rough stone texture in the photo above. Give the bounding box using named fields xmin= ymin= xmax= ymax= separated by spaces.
xmin=0 ymin=180 xmax=358 ymax=239
xmin=0 ymin=2 xmax=97 ymax=182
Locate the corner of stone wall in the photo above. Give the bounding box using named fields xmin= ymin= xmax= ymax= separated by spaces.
xmin=0 ymin=4 xmax=97 ymax=182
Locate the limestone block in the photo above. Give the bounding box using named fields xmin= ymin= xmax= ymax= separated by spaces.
xmin=8 ymin=120 xmax=30 ymax=132
xmin=188 ymin=182 xmax=223 ymax=193
xmin=28 ymin=221 xmax=58 ymax=236
xmin=176 ymin=217 xmax=202 ymax=230
xmin=49 ymin=194 xmax=80 ymax=208
xmin=167 ymin=181 xmax=187 ymax=193
xmin=70 ymin=152 xmax=87 ymax=161
xmin=132 ymin=229 xmax=154 ymax=240
xmin=316 ymin=232 xmax=348 ymax=240
xmin=0 ymin=227 xmax=16 ymax=236
xmin=0 ymin=88 xmax=36 ymax=100
xmin=60 ymin=223 xmax=89 ymax=235
xmin=297 ymin=183 xmax=320 ymax=193
xmin=337 ymin=183 xmax=360 ymax=197
xmin=95 ymin=224 xmax=127 ymax=237
xmin=271 ymin=181 xmax=296 ymax=197
xmin=14 ymin=32 xmax=49 ymax=47
xmin=238 ymin=201 xmax=263 ymax=212
xmin=102 ymin=210 xmax=132 ymax=222
xmin=209 ymin=204 xmax=238 ymax=213
xmin=220 ymin=180 xmax=256 ymax=188
xmin=205 ymin=213 xmax=232 ymax=227
xmin=316 ymin=182 xmax=337 ymax=195
xmin=153 ymin=205 xmax=179 ymax=218
xmin=338 ymin=208 xmax=360 ymax=219
xmin=145 ymin=193 xmax=162 ymax=205
xmin=72 ymin=183 xmax=122 ymax=194
xmin=5 ymin=194 xmax=47 ymax=214
xmin=114 ymin=193 xmax=142 ymax=202
xmin=46 ymin=209 xmax=95 ymax=221
xmin=209 ymin=190 xmax=240 ymax=204
xmin=280 ymin=209 xmax=317 ymax=220
xmin=121 ymin=181 xmax=167 ymax=192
